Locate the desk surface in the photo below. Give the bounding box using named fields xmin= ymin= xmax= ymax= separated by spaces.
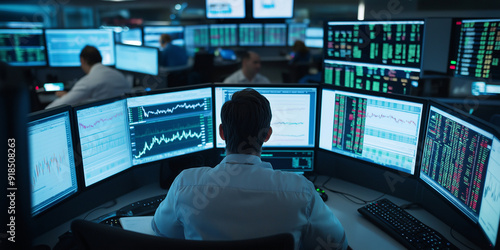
xmin=33 ymin=176 xmax=479 ymax=249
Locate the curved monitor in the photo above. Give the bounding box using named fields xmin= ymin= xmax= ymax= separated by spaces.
xmin=319 ymin=88 xmax=424 ymax=175
xmin=214 ymin=85 xmax=317 ymax=148
xmin=126 ymin=87 xmax=214 ymax=165
xmin=45 ymin=29 xmax=115 ymax=67
xmin=74 ymin=99 xmax=133 ymax=187
xmin=420 ymin=103 xmax=500 ymax=247
xmin=28 ymin=106 xmax=78 ymax=216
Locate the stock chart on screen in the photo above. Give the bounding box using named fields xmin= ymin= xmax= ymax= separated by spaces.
xmin=449 ymin=19 xmax=500 ymax=80
xmin=420 ymin=106 xmax=494 ymax=222
xmin=127 ymin=88 xmax=214 ymax=165
xmin=28 ymin=110 xmax=78 ymax=216
xmin=323 ymin=60 xmax=420 ymax=94
xmin=319 ymin=89 xmax=423 ymax=174
xmin=214 ymin=86 xmax=316 ymax=148
xmin=325 ymin=21 xmax=424 ymax=68
xmin=75 ymin=99 xmax=133 ymax=187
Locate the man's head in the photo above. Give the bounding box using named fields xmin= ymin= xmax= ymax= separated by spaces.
xmin=159 ymin=34 xmax=172 ymax=48
xmin=220 ymin=88 xmax=272 ymax=155
xmin=79 ymin=45 xmax=102 ymax=74
xmin=241 ymin=51 xmax=262 ymax=81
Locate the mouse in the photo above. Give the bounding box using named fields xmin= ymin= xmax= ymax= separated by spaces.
xmin=315 ymin=186 xmax=328 ymax=202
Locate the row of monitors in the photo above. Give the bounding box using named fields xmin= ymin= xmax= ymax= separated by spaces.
xmin=323 ymin=19 xmax=500 ymax=91
xmin=206 ymin=0 xmax=294 ymax=19
xmin=28 ymin=83 xmax=500 ymax=247
xmin=0 ymin=23 xmax=322 ymax=67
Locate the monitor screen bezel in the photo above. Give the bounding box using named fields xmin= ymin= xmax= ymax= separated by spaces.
xmin=317 ymin=84 xmax=428 ymax=177
xmin=28 ymin=105 xmax=80 ymax=217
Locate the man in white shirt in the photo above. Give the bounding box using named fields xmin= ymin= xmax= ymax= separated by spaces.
xmin=223 ymin=51 xmax=271 ymax=84
xmin=153 ymin=88 xmax=348 ymax=250
xmin=45 ymin=45 xmax=131 ymax=109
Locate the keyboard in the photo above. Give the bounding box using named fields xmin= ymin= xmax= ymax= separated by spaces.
xmin=94 ymin=194 xmax=166 ymax=227
xmin=358 ymin=198 xmax=457 ymax=249
xmin=117 ymin=194 xmax=167 ymax=216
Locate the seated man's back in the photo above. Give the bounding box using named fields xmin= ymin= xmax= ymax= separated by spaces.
xmin=46 ymin=46 xmax=131 ymax=109
xmin=153 ymin=88 xmax=347 ymax=250
xmin=154 ymin=155 xmax=347 ymax=250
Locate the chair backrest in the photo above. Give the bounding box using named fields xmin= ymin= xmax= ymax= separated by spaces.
xmin=71 ymin=219 xmax=294 ymax=250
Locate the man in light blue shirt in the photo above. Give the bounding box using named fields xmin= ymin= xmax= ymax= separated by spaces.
xmin=153 ymin=89 xmax=348 ymax=249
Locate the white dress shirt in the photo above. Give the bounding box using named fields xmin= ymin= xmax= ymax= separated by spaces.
xmin=153 ymin=154 xmax=348 ymax=250
xmin=223 ymin=69 xmax=271 ymax=84
xmin=45 ymin=63 xmax=131 ymax=109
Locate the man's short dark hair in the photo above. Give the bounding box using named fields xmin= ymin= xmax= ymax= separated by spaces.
xmin=221 ymin=88 xmax=272 ymax=154
xmin=80 ymin=45 xmax=102 ymax=66
xmin=160 ymin=34 xmax=172 ymax=46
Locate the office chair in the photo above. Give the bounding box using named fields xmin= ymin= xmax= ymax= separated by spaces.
xmin=71 ymin=219 xmax=294 ymax=250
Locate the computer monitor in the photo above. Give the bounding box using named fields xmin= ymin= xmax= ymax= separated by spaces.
xmin=288 ymin=23 xmax=307 ymax=47
xmin=206 ymin=0 xmax=246 ymax=19
xmin=28 ymin=106 xmax=78 ymax=216
xmin=118 ymin=28 xmax=142 ymax=46
xmin=239 ymin=23 xmax=263 ymax=47
xmin=185 ymin=25 xmax=209 ymax=55
xmin=74 ymin=99 xmax=133 ymax=187
xmin=420 ymin=103 xmax=500 ymax=247
xmin=319 ymin=88 xmax=424 ymax=175
xmin=264 ymin=23 xmax=287 ymax=46
xmin=115 ymin=44 xmax=159 ymax=76
xmin=126 ymin=87 xmax=214 ymax=165
xmin=323 ymin=60 xmax=420 ymax=95
xmin=45 ymin=29 xmax=115 ymax=67
xmin=305 ymin=27 xmax=323 ymax=48
xmin=252 ymin=0 xmax=294 ymax=19
xmin=143 ymin=26 xmax=185 ymax=48
xmin=324 ymin=20 xmax=424 ymax=69
xmin=209 ymin=24 xmax=238 ymax=47
xmin=448 ymin=18 xmax=500 ymax=80
xmin=0 ymin=29 xmax=47 ymax=66
xmin=214 ymin=85 xmax=317 ymax=148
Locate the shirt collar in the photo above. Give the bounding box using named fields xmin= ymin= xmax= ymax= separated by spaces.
xmin=89 ymin=62 xmax=103 ymax=74
xmin=221 ymin=154 xmax=272 ymax=169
